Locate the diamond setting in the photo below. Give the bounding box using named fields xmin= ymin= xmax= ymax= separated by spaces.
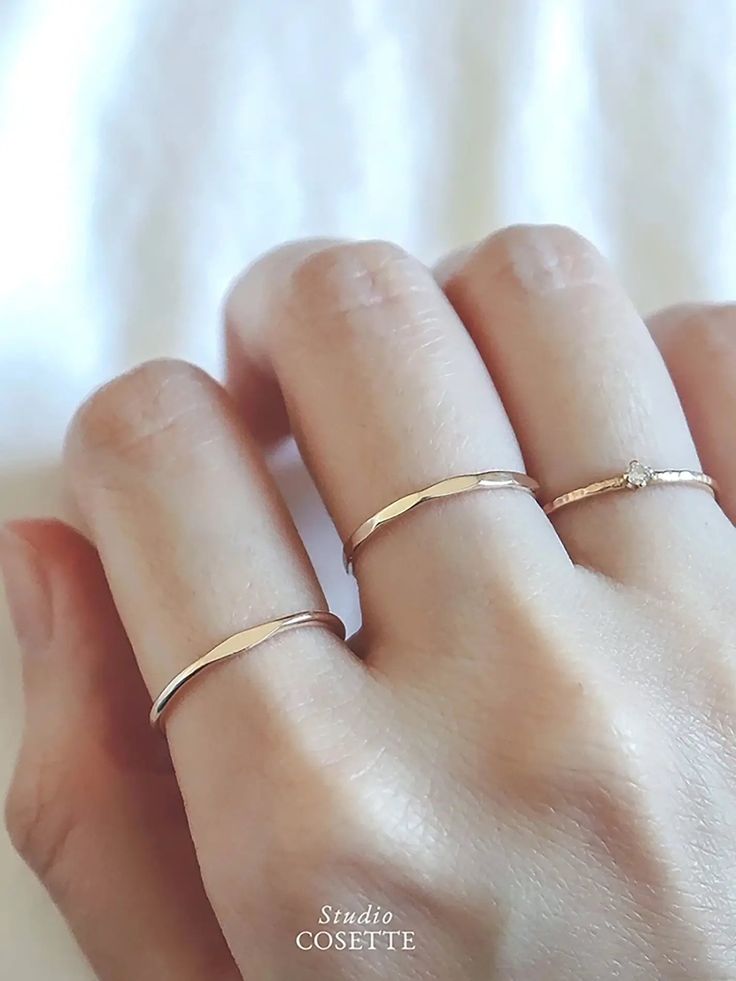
xmin=624 ymin=460 xmax=654 ymax=489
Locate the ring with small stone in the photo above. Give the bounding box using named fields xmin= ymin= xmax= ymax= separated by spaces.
xmin=542 ymin=460 xmax=718 ymax=517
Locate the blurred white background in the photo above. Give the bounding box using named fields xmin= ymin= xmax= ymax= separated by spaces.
xmin=1 ymin=1 xmax=736 ymax=975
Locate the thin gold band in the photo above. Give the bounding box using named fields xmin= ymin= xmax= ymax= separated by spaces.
xmin=343 ymin=470 xmax=539 ymax=575
xmin=543 ymin=460 xmax=718 ymax=517
xmin=150 ymin=611 xmax=345 ymax=728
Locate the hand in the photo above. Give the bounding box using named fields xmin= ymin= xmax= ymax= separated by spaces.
xmin=3 ymin=226 xmax=736 ymax=980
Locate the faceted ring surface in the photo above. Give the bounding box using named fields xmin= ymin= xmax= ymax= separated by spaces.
xmin=343 ymin=470 xmax=540 ymax=575
xmin=150 ymin=611 xmax=346 ymax=728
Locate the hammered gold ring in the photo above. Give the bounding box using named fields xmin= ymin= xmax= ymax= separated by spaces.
xmin=150 ymin=611 xmax=345 ymax=728
xmin=543 ymin=459 xmax=718 ymax=517
xmin=342 ymin=470 xmax=539 ymax=575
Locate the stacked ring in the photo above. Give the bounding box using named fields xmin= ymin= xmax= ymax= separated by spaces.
xmin=543 ymin=459 xmax=718 ymax=516
xmin=150 ymin=610 xmax=346 ymax=728
xmin=342 ymin=470 xmax=540 ymax=574
xmin=151 ymin=461 xmax=717 ymax=727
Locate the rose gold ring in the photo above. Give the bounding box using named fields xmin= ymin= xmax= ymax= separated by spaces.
xmin=150 ymin=611 xmax=345 ymax=728
xmin=543 ymin=459 xmax=718 ymax=517
xmin=342 ymin=470 xmax=539 ymax=575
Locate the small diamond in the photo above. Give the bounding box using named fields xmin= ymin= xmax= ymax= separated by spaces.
xmin=625 ymin=460 xmax=653 ymax=488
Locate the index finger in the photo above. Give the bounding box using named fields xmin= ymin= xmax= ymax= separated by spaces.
xmin=63 ymin=359 xmax=370 ymax=960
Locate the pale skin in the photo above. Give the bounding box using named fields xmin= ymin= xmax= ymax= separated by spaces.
xmin=2 ymin=225 xmax=736 ymax=980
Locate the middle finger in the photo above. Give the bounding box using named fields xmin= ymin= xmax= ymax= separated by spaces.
xmin=227 ymin=240 xmax=567 ymax=641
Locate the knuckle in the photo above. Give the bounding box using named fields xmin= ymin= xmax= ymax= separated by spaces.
xmin=661 ymin=303 xmax=736 ymax=359
xmin=271 ymin=240 xmax=443 ymax=363
xmin=288 ymin=239 xmax=427 ymax=323
xmin=5 ymin=751 xmax=76 ymax=887
xmin=464 ymin=223 xmax=605 ymax=295
xmin=490 ymin=222 xmax=596 ymax=258
xmin=67 ymin=358 xmax=220 ymax=469
xmin=225 ymin=237 xmax=340 ymax=325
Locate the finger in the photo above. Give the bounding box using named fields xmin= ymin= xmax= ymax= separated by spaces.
xmin=63 ymin=360 xmax=368 ymax=965
xmin=226 ymin=240 xmax=565 ymax=643
xmin=440 ymin=225 xmax=729 ymax=580
xmin=432 ymin=245 xmax=472 ymax=284
xmin=648 ymin=303 xmax=736 ymax=524
xmin=1 ymin=520 xmax=239 ymax=981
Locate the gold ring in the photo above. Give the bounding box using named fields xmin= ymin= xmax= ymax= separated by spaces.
xmin=150 ymin=611 xmax=345 ymax=728
xmin=543 ymin=459 xmax=718 ymax=517
xmin=342 ymin=470 xmax=539 ymax=574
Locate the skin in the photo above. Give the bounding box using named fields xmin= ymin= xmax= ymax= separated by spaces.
xmin=2 ymin=224 xmax=736 ymax=979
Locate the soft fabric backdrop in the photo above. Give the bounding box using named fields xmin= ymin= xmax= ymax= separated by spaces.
xmin=1 ymin=1 xmax=735 ymax=975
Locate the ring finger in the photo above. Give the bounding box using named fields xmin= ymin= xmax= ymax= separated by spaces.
xmin=440 ymin=225 xmax=730 ymax=583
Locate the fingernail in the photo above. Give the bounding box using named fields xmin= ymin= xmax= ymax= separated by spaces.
xmin=0 ymin=525 xmax=52 ymax=653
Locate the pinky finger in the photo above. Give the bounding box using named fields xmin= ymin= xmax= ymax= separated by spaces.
xmin=1 ymin=520 xmax=240 ymax=981
xmin=648 ymin=304 xmax=736 ymax=524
